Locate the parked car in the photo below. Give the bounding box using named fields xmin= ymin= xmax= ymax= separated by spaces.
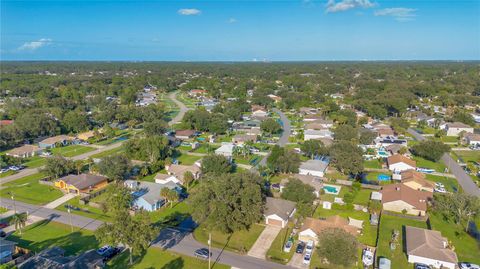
xmin=303 ymin=253 xmax=311 ymax=265
xmin=305 ymin=240 xmax=314 ymax=254
xmin=102 ymin=247 xmax=121 ymax=261
xmin=283 ymin=239 xmax=293 ymax=252
xmin=414 ymin=263 xmax=431 ymax=269
xmin=0 ymin=229 xmax=6 ymax=238
xmin=295 ymin=242 xmax=305 ymax=254
xmin=378 ymin=257 xmax=391 ymax=269
xmin=460 ymin=263 xmax=480 ymax=269
xmin=0 ymin=223 xmax=8 ymax=229
xmin=9 ymin=166 xmax=20 ymax=171
xmin=434 ymin=187 xmax=447 ymax=193
xmin=96 ymin=245 xmax=113 ymax=256
xmin=0 ymin=168 xmax=9 ymax=174
xmin=194 ymin=248 xmax=210 ymax=259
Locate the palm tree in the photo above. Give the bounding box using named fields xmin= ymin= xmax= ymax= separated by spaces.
xmin=13 ymin=213 xmax=27 ymax=235
xmin=167 ymin=190 xmax=178 ymax=208
xmin=74 ymin=160 xmax=84 ymax=175
xmin=160 ymin=188 xmax=170 ymax=207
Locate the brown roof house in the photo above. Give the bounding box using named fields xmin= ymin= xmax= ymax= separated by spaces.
xmin=264 ymin=197 xmax=296 ymax=228
xmin=387 ymin=154 xmax=416 ymax=173
xmin=401 ymin=170 xmax=435 ymax=192
xmin=251 ymin=105 xmax=268 ymax=118
xmin=54 ymin=174 xmax=108 ymax=195
xmin=164 ymin=164 xmax=201 ymax=185
xmin=174 ymin=130 xmax=196 ymax=140
xmin=7 ymin=145 xmax=42 ymax=158
xmin=232 ymin=134 xmax=257 ymax=145
xmin=298 ymin=216 xmax=360 ymax=244
xmin=406 ymin=226 xmax=458 ymax=269
xmin=380 ymin=183 xmax=432 ymax=216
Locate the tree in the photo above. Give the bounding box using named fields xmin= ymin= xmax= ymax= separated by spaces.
xmin=267 ymin=146 xmax=301 ymax=173
xmin=96 ymin=183 xmax=156 ymax=264
xmin=189 ymin=172 xmax=264 ymax=233
xmin=63 ymin=111 xmax=90 ymax=133
xmin=183 ymin=171 xmax=195 ymax=190
xmin=98 ymin=154 xmax=131 ymax=180
xmin=12 ymin=213 xmax=27 ymax=235
xmin=329 ymin=141 xmax=364 ymax=175
xmin=390 ymin=117 xmax=410 ymax=134
xmin=201 ymin=154 xmax=232 ymax=175
xmin=125 ymin=135 xmax=172 ymax=163
xmin=434 ymin=193 xmax=480 ymax=231
xmin=316 ymin=228 xmax=359 ymax=267
xmin=167 ymin=189 xmax=179 ymax=208
xmin=411 ymin=140 xmax=450 ymax=162
xmin=43 ymin=155 xmax=73 ymax=179
xmin=260 ymin=118 xmax=282 ymax=135
xmin=300 ymin=140 xmax=327 ymax=159
xmin=358 ymin=129 xmax=376 ymax=145
xmin=281 ymin=178 xmax=316 ymax=216
xmin=143 ymin=119 xmax=168 ymax=136
xmin=334 ymin=125 xmax=357 ymax=141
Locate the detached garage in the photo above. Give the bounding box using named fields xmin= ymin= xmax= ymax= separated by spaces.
xmin=264 ymin=197 xmax=296 ymax=228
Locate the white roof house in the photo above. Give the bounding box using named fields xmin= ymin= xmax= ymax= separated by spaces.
xmin=215 ymin=143 xmax=235 ymax=157
xmin=371 ymin=191 xmax=383 ymax=201
xmin=304 ymin=129 xmax=333 ymax=141
xmin=445 ymin=122 xmax=474 ymax=136
xmin=299 ymin=159 xmax=329 ymax=178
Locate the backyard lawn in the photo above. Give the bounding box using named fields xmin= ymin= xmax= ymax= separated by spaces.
xmin=175 ymin=153 xmax=202 ymax=165
xmin=0 ymin=173 xmax=63 ymax=205
xmin=107 ymin=246 xmax=230 ymax=269
xmin=313 ymin=207 xmax=377 ymax=247
xmin=412 ymin=156 xmax=447 ymax=172
xmin=376 ymin=214 xmax=427 ymax=268
xmin=363 ymin=159 xmax=383 ymax=169
xmin=266 ymin=226 xmax=295 ymax=264
xmin=6 ymin=220 xmax=99 ymax=255
xmin=352 ymin=189 xmax=373 ymax=206
xmin=194 ymin=223 xmax=265 ymax=253
xmin=51 ymin=145 xmax=95 ymax=157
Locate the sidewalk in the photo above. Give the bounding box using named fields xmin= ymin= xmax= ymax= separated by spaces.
xmin=43 ymin=193 xmax=76 ymax=209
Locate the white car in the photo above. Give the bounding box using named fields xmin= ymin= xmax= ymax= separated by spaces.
xmin=303 ymin=253 xmax=311 ymax=265
xmin=305 ymin=240 xmax=314 ymax=254
xmin=435 ymin=182 xmax=445 ymax=188
xmin=460 ymin=263 xmax=480 ymax=269
xmin=0 ymin=169 xmax=9 ymax=174
xmin=42 ymin=151 xmax=52 ymax=156
xmin=434 ymin=187 xmax=447 ymax=193
xmin=9 ymin=166 xmax=20 ymax=171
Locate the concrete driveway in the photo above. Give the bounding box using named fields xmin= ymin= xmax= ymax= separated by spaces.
xmin=288 ymin=253 xmax=308 ymax=268
xmin=247 ymin=225 xmax=281 ymax=259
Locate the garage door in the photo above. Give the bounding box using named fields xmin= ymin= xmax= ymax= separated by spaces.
xmin=267 ymin=217 xmax=283 ymax=227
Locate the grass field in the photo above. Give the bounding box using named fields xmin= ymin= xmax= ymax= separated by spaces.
xmin=376 ymin=214 xmax=427 ymax=268
xmin=56 ymin=196 xmax=113 ymax=222
xmin=0 ymin=173 xmax=63 ymax=205
xmin=51 ymin=145 xmax=95 ymax=157
xmin=107 ymin=246 xmax=230 ymax=269
xmin=352 ymin=189 xmax=373 ymax=206
xmin=0 ymin=170 xmax=16 ymax=178
xmin=149 ymin=201 xmax=193 ymax=226
xmin=412 ymin=156 xmax=447 ymax=172
xmin=452 ymin=150 xmax=480 ymax=163
xmin=425 ymin=174 xmax=460 ymax=192
xmin=363 ymin=159 xmax=383 ymax=169
xmin=7 ymin=220 xmax=99 ymax=255
xmin=90 ymin=146 xmax=125 ymax=159
xmin=23 ymin=156 xmax=47 ymax=168
xmin=266 ymin=226 xmax=295 ymax=264
xmin=194 ymin=223 xmax=265 ymax=253
xmin=176 ymin=153 xmax=202 ymax=165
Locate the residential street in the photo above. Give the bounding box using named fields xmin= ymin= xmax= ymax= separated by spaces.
xmin=168 ymin=91 xmax=190 ymax=126
xmin=407 ymin=128 xmax=480 ymax=197
xmin=257 ymin=108 xmax=292 ymax=167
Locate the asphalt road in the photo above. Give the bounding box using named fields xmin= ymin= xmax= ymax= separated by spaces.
xmin=168 ymin=91 xmax=190 ymax=126
xmin=257 ymin=108 xmax=292 ymax=167
xmin=407 ymin=128 xmax=480 ymax=196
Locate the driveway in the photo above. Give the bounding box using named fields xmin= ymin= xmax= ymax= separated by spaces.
xmin=247 ymin=225 xmax=281 ymax=259
xmin=43 ymin=193 xmax=76 ymax=209
xmin=288 ymin=253 xmax=308 ymax=269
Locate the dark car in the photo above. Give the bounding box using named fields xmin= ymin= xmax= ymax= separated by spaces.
xmin=415 ymin=263 xmax=431 ymax=269
xmin=0 ymin=223 xmax=8 ymax=229
xmin=295 ymin=242 xmax=305 ymax=254
xmin=0 ymin=229 xmax=6 ymax=238
xmin=194 ymin=248 xmax=210 ymax=259
xmin=102 ymin=247 xmax=122 ymax=261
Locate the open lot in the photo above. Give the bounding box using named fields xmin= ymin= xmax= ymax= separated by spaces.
xmin=90 ymin=146 xmax=125 ymax=159
xmin=51 ymin=145 xmax=96 ymax=157
xmin=412 ymin=156 xmax=447 ymax=172
xmin=23 ymin=156 xmax=47 ymax=168
xmin=0 ymin=173 xmax=63 ymax=205
xmin=452 ymin=150 xmax=480 ymax=163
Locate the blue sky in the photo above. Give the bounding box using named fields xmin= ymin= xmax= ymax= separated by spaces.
xmin=1 ymin=0 xmax=479 ymax=61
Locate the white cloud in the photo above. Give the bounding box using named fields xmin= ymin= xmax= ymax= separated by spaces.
xmin=227 ymin=18 xmax=237 ymax=23
xmin=178 ymin=8 xmax=201 ymax=16
xmin=325 ymin=0 xmax=375 ymax=13
xmin=18 ymin=38 xmax=52 ymax=51
xmin=374 ymin=8 xmax=417 ymax=21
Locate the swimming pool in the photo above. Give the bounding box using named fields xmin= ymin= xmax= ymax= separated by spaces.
xmin=377 ymin=174 xmax=391 ymax=181
xmin=323 ymin=184 xmax=341 ymax=195
xmin=197 ymin=137 xmax=206 ymax=141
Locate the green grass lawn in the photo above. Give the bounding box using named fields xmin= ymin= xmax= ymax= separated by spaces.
xmin=441 ymin=136 xmax=460 ymax=143
xmin=6 ymin=220 xmax=99 ymax=255
xmin=0 ymin=206 xmax=8 ymax=214
xmin=90 ymin=146 xmax=125 ymax=159
xmin=352 ymin=189 xmax=373 ymax=206
xmin=429 ymin=212 xmax=480 ymax=264
xmin=313 ymin=207 xmax=377 ymax=247
xmin=193 ymin=144 xmax=219 ymax=154
xmin=452 ymin=150 xmax=480 ymax=163
xmin=56 ymin=196 xmax=113 ymax=222
xmin=363 ymin=159 xmax=383 ymax=169
xmin=51 ymin=145 xmax=95 ymax=157
xmin=0 ymin=173 xmax=63 ymax=205
xmin=376 ymin=214 xmax=427 ymax=268
xmin=23 ymin=156 xmax=47 ymax=168
xmin=176 ymin=153 xmax=202 ymax=165
xmin=325 ymin=169 xmax=349 ymax=181
xmin=365 ymin=171 xmax=392 ymax=183
xmin=149 ymin=201 xmax=193 ymax=226
xmin=194 ymin=223 xmax=265 ymax=253
xmin=425 ymin=174 xmax=460 ymax=192
xmin=412 ymin=156 xmax=447 ymax=172
xmin=0 ymin=170 xmax=16 ymax=178
xmin=266 ymin=226 xmax=295 ymax=264
xmin=107 ymin=246 xmax=230 ymax=269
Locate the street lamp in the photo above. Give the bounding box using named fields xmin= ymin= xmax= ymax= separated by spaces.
xmin=208 ymin=232 xmax=211 ymax=269
xmin=10 ymin=192 xmax=16 ymax=214
xmin=67 ymin=205 xmax=73 ymax=232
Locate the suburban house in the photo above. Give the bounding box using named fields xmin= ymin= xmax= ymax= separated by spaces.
xmin=304 ymin=129 xmax=333 ymax=141
xmin=386 ymin=144 xmax=405 ymax=155
xmin=0 ymin=239 xmax=17 ymax=264
xmin=215 ymin=143 xmax=235 ymax=157
xmin=405 ymin=226 xmax=458 ymax=269
xmin=445 ymin=122 xmax=474 ymax=136
xmin=464 ymin=133 xmax=480 ymax=146
xmin=125 ymin=180 xmax=177 ymax=211
xmin=305 ymin=119 xmax=334 ymax=130
xmin=376 ymin=137 xmax=408 ymax=148
xmin=303 ymin=114 xmax=323 ymax=122
xmin=387 ymin=154 xmax=416 ymax=173
xmin=299 ymin=159 xmax=329 ymax=178
xmin=264 ymin=197 xmax=296 ymax=228
xmin=77 ymin=130 xmax=96 ymax=141
xmin=188 ymin=89 xmax=208 ymax=97
xmin=39 ymin=135 xmax=74 ymax=149
xmin=54 ymin=174 xmax=108 ymax=195
xmin=18 ymin=247 xmax=104 ymax=269
xmin=376 ymin=128 xmax=395 ymax=138
xmin=267 ymin=94 xmax=282 ymax=103
xmin=6 ymin=145 xmax=42 ymax=158
xmin=251 ymin=105 xmax=268 ymax=118
xmin=401 ymin=170 xmax=435 ymax=192
xmin=298 ymin=216 xmax=360 ymax=244
xmin=154 ymin=173 xmax=180 ymax=185
xmin=174 ymin=130 xmax=196 ymax=140
xmin=280 ymin=174 xmax=323 ymax=197
xmin=299 ymin=107 xmax=318 ymax=115
xmin=165 ymin=164 xmax=201 ymax=185
xmin=380 ymin=183 xmax=433 ymax=216
xmin=232 ymin=134 xmax=257 ymax=145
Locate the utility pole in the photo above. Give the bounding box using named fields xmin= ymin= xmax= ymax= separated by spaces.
xmin=10 ymin=193 xmax=16 ymax=214
xmin=208 ymin=232 xmax=211 ymax=269
xmin=67 ymin=205 xmax=73 ymax=232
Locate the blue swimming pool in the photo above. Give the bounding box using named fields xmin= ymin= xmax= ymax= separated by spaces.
xmin=197 ymin=137 xmax=206 ymax=141
xmin=323 ymin=184 xmax=341 ymax=194
xmin=377 ymin=174 xmax=391 ymax=181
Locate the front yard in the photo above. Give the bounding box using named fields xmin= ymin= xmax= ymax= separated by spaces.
xmin=0 ymin=173 xmax=63 ymax=205
xmin=193 ymin=223 xmax=265 ymax=253
xmin=56 ymin=195 xmax=113 ymax=222
xmin=425 ymin=174 xmax=460 ymax=192
xmin=51 ymin=145 xmax=96 ymax=157
xmin=452 ymin=150 xmax=480 ymax=163
xmin=266 ymin=226 xmax=295 ymax=264
xmin=412 ymin=156 xmax=447 ymax=172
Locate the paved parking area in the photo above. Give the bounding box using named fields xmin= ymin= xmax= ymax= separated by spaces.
xmin=247 ymin=225 xmax=281 ymax=259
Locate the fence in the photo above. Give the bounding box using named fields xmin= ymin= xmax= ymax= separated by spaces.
xmin=79 ymin=188 xmax=107 ymax=207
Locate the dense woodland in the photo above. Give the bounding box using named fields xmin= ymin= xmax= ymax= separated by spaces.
xmin=1 ymin=61 xmax=479 ymax=149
